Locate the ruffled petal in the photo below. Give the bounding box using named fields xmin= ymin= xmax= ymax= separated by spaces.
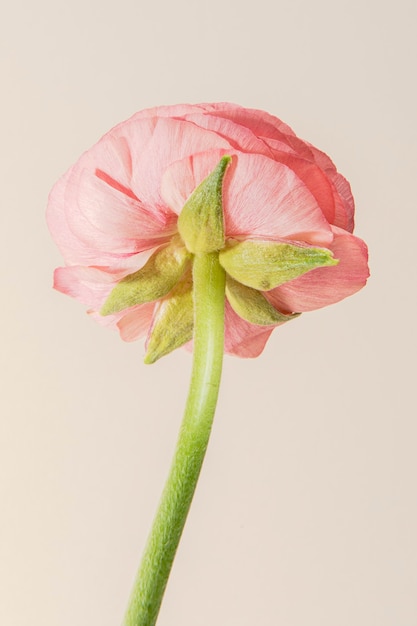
xmin=63 ymin=168 xmax=176 ymax=256
xmin=180 ymin=111 xmax=273 ymax=156
xmin=47 ymin=123 xmax=178 ymax=265
xmin=117 ymin=303 xmax=156 ymax=342
xmin=193 ymin=103 xmax=297 ymax=139
xmin=53 ymin=247 xmax=156 ymax=305
xmin=130 ymin=117 xmax=232 ymax=209
xmin=224 ymin=301 xmax=274 ymax=358
xmin=122 ymin=103 xmax=209 ymax=123
xmin=223 ymin=153 xmax=333 ymax=246
xmin=161 ymin=149 xmax=230 ymax=215
xmin=48 ymin=103 xmax=368 ymax=360
xmin=47 ymin=166 xmax=89 ymax=265
xmin=53 ymin=265 xmax=129 ymax=309
xmin=306 ymin=144 xmax=355 ymax=232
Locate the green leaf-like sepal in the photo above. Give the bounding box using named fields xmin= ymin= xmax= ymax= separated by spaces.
xmin=226 ymin=276 xmax=300 ymax=326
xmin=177 ymin=156 xmax=231 ymax=254
xmin=144 ymin=276 xmax=193 ymax=364
xmin=100 ymin=241 xmax=190 ymax=316
xmin=219 ymin=240 xmax=338 ymax=291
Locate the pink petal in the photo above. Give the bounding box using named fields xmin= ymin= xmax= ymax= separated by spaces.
xmin=47 ymin=122 xmax=177 ymax=265
xmin=223 ymin=153 xmax=333 ymax=246
xmin=260 ymin=150 xmax=353 ymax=232
xmin=265 ymin=151 xmax=339 ymax=227
xmin=47 ymin=166 xmax=90 ymax=265
xmin=53 ymin=249 xmax=156 ymax=308
xmin=193 ymin=103 xmax=297 ymax=138
xmin=306 ymin=144 xmax=355 ymax=232
xmin=160 ymin=149 xmax=231 ymax=214
xmin=53 ymin=265 xmax=129 ymax=309
xmin=122 ymin=103 xmax=209 ymax=122
xmin=180 ymin=111 xmax=274 ymax=156
xmin=266 ymin=227 xmax=369 ymax=312
xmin=63 ymin=168 xmax=176 ymax=255
xmin=203 ymin=105 xmax=318 ymax=161
xmin=130 ymin=117 xmax=232 ymax=208
xmin=55 ymin=264 xmax=156 ymax=341
xmin=331 ymin=173 xmax=355 ymax=232
xmin=117 ymin=303 xmax=156 ymax=342
xmin=224 ymin=301 xmax=274 ymax=358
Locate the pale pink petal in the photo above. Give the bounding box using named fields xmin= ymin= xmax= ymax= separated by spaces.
xmin=117 ymin=303 xmax=156 ymax=342
xmin=224 ymin=301 xmax=274 ymax=358
xmin=53 ymin=265 xmax=129 ymax=309
xmin=63 ymin=168 xmax=176 ymax=255
xmin=66 ymin=116 xmax=182 ymax=222
xmin=202 ymin=105 xmax=320 ymax=161
xmin=47 ymin=166 xmax=91 ymax=265
xmin=265 ymin=227 xmax=369 ymax=312
xmin=181 ymin=104 xmax=320 ymax=161
xmin=48 ymin=103 xmax=368 ymax=359
xmin=223 ymin=153 xmax=333 ymax=246
xmin=53 ymin=248 xmax=156 ymax=308
xmin=85 ymin=302 xmax=155 ymax=338
xmin=47 ymin=121 xmax=177 ymax=265
xmin=87 ymin=309 xmax=122 ymax=332
xmin=79 ymin=133 xmax=136 ymax=193
xmin=261 ymin=149 xmax=352 ymax=232
xmin=259 ymin=136 xmax=354 ymax=231
xmin=180 ymin=111 xmax=273 ymax=156
xmin=130 ymin=117 xmax=232 ymax=208
xmin=55 ymin=264 xmax=156 ymax=341
xmin=122 ymin=103 xmax=209 ymax=123
xmin=194 ymin=103 xmax=297 ymax=138
xmin=263 ymin=151 xmax=339 ymax=227
xmin=161 ymin=149 xmax=230 ymax=214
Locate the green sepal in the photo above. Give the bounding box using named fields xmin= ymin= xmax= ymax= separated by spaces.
xmin=100 ymin=241 xmax=190 ymax=316
xmin=219 ymin=239 xmax=338 ymax=291
xmin=144 ymin=276 xmax=194 ymax=364
xmin=226 ymin=276 xmax=300 ymax=326
xmin=177 ymin=156 xmax=231 ymax=254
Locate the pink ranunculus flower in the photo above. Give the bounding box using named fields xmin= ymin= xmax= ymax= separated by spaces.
xmin=47 ymin=102 xmax=369 ymax=358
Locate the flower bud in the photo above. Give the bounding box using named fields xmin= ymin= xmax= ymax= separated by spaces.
xmin=177 ymin=156 xmax=231 ymax=254
xmin=219 ymin=240 xmax=338 ymax=291
xmin=101 ymin=239 xmax=190 ymax=315
xmin=144 ymin=275 xmax=193 ymax=364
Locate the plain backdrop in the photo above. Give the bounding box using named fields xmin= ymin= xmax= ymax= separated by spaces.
xmin=1 ymin=0 xmax=416 ymax=625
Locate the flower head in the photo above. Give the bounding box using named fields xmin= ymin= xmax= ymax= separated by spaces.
xmin=47 ymin=103 xmax=369 ymax=359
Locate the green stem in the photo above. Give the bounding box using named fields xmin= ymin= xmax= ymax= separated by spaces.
xmin=122 ymin=252 xmax=226 ymax=626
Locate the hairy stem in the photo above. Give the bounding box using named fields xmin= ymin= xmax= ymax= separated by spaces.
xmin=122 ymin=252 xmax=226 ymax=626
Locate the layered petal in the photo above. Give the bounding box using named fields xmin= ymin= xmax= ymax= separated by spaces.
xmin=223 ymin=153 xmax=333 ymax=245
xmin=193 ymin=103 xmax=297 ymax=140
xmin=224 ymin=301 xmax=275 ymax=358
xmin=161 ymin=149 xmax=231 ymax=215
xmin=117 ymin=303 xmax=156 ymax=342
xmin=130 ymin=117 xmax=232 ymax=208
xmin=53 ymin=248 xmax=157 ymax=309
xmin=53 ymin=265 xmax=127 ymax=309
xmin=180 ymin=110 xmax=274 ymax=156
xmin=47 ymin=125 xmax=177 ymax=265
xmin=48 ymin=102 xmax=369 ymax=360
xmin=64 ymin=169 xmax=176 ymax=256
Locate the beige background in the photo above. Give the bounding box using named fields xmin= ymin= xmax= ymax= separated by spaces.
xmin=1 ymin=0 xmax=416 ymax=624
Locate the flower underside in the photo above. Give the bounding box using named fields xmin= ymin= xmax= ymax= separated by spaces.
xmin=100 ymin=156 xmax=338 ymax=363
